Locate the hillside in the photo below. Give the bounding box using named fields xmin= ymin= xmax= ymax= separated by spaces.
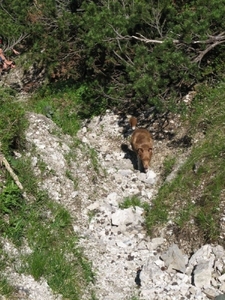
xmin=0 ymin=64 xmax=225 ymax=299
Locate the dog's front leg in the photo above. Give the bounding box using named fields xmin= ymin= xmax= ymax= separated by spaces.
xmin=137 ymin=155 xmax=142 ymax=171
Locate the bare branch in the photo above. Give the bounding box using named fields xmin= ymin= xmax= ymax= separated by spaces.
xmin=132 ymin=34 xmax=162 ymax=44
xmin=132 ymin=33 xmax=179 ymax=44
xmin=193 ymin=32 xmax=225 ymax=44
xmin=193 ymin=40 xmax=225 ymax=63
xmin=107 ymin=24 xmax=130 ymax=40
xmin=107 ymin=25 xmax=225 ymax=65
xmin=55 ymin=0 xmax=71 ymax=16
xmin=0 ymin=2 xmax=17 ymax=22
xmin=3 ymin=33 xmax=30 ymax=52
xmin=113 ymin=50 xmax=134 ymax=67
xmin=101 ymin=15 xmax=225 ymax=69
xmin=191 ymin=32 xmax=225 ymax=63
xmin=97 ymin=84 xmax=127 ymax=103
xmin=143 ymin=3 xmax=166 ymax=38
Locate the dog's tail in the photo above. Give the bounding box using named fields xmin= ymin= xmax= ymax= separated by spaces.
xmin=129 ymin=117 xmax=137 ymax=130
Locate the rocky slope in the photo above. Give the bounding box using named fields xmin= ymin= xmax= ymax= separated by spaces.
xmin=13 ymin=110 xmax=225 ymax=300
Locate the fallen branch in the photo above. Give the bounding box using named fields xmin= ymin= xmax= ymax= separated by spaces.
xmin=0 ymin=153 xmax=23 ymax=190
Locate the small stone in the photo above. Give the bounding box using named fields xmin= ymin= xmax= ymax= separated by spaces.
xmin=203 ymin=287 xmax=219 ymax=298
xmin=106 ymin=192 xmax=119 ymax=207
xmin=145 ymin=170 xmax=157 ymax=184
xmin=219 ymin=274 xmax=225 ymax=282
xmin=111 ymin=207 xmax=144 ymax=227
xmin=194 ymin=261 xmax=212 ymax=288
xmin=220 ymin=283 xmax=225 ymax=293
xmin=161 ymin=244 xmax=188 ymax=273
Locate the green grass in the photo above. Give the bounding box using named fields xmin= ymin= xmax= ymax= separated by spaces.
xmin=129 ymin=297 xmax=140 ymax=300
xmin=27 ymin=84 xmax=82 ymax=136
xmin=0 ymin=89 xmax=27 ymax=154
xmin=145 ymin=81 xmax=225 ymax=245
xmin=0 ymin=248 xmax=16 ymax=299
xmin=16 ymin=200 xmax=93 ymax=297
xmin=119 ymin=195 xmax=150 ymax=213
xmin=0 ymin=155 xmax=95 ymax=299
xmin=162 ymin=156 xmax=176 ymax=179
xmin=0 ymin=277 xmax=15 ymax=298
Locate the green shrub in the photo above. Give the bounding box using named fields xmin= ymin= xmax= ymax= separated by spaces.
xmin=0 ymin=91 xmax=27 ymax=154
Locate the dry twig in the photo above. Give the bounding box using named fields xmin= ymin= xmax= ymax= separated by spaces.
xmin=0 ymin=153 xmax=23 ymax=190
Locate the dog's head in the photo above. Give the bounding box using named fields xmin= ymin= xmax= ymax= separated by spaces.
xmin=137 ymin=146 xmax=153 ymax=172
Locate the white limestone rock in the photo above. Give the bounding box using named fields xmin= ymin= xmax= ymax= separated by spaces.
xmin=194 ymin=261 xmax=213 ymax=288
xmin=161 ymin=243 xmax=188 ymax=273
xmin=111 ymin=207 xmax=144 ymax=227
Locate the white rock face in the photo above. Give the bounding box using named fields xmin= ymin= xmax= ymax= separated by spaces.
xmin=4 ymin=110 xmax=225 ymax=300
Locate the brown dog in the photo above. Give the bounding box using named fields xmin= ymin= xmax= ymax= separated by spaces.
xmin=130 ymin=117 xmax=153 ymax=173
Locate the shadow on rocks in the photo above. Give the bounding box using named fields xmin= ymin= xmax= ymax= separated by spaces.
xmin=167 ymin=135 xmax=192 ymax=148
xmin=116 ymin=108 xmax=176 ymax=142
xmin=121 ymin=143 xmax=138 ymax=171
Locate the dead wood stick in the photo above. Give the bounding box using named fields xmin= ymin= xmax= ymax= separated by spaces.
xmin=0 ymin=153 xmax=23 ymax=190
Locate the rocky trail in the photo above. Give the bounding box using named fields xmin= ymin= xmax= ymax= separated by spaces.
xmin=11 ymin=110 xmax=224 ymax=300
